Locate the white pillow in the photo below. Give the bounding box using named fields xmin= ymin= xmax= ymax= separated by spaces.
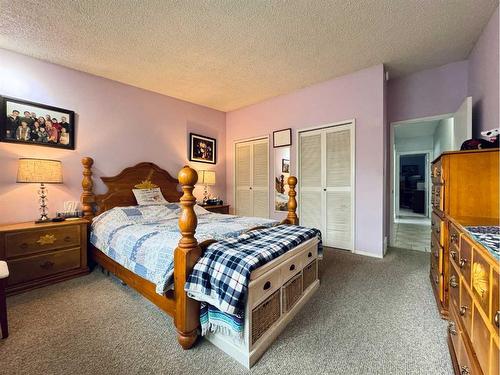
xmin=132 ymin=188 xmax=168 ymax=205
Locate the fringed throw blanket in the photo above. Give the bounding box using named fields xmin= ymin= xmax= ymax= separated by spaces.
xmin=185 ymin=224 xmax=322 ymax=338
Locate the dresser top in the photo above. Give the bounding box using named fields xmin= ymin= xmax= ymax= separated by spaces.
xmin=0 ymin=218 xmax=88 ymax=232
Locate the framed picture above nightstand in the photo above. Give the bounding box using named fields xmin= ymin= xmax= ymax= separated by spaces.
xmin=0 ymin=219 xmax=89 ymax=295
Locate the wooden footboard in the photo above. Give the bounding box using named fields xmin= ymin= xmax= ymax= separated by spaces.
xmin=80 ymin=157 xmax=300 ymax=351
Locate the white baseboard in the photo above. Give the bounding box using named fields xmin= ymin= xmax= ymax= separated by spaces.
xmin=353 ymin=249 xmax=384 ymax=259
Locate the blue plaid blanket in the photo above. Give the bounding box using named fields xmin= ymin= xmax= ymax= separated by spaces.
xmin=185 ymin=224 xmax=322 ymax=320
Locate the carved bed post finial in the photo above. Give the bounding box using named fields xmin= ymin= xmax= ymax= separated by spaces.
xmin=81 ymin=157 xmax=95 ymax=222
xmin=174 ymin=165 xmax=202 ymax=350
xmin=286 ymin=176 xmax=299 ymax=225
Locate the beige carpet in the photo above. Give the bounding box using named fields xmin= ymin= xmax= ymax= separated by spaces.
xmin=0 ymin=247 xmax=453 ymax=375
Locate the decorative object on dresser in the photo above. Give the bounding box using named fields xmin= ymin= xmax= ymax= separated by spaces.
xmin=198 ymin=170 xmax=216 ymax=204
xmin=0 ymin=96 xmax=75 ymax=149
xmin=0 ymin=219 xmax=89 ymax=295
xmin=272 ymin=128 xmax=292 ymax=147
xmin=0 ymin=260 xmax=9 ymax=338
xmin=16 ymin=158 xmax=63 ymax=223
xmin=189 ymin=133 xmax=216 ymax=164
xmin=201 ymin=204 xmax=230 ymax=214
xmin=430 ymin=149 xmax=499 ymax=375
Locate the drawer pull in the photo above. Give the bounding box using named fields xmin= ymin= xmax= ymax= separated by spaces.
xmin=434 ymin=276 xmax=438 ymax=285
xmin=433 ymin=251 xmax=438 ymax=259
xmin=20 ymin=242 xmax=29 ymax=249
xmin=459 ymin=258 xmax=467 ymax=268
xmin=495 ymin=311 xmax=499 ymax=328
xmin=459 ymin=306 xmax=468 ymax=316
xmin=37 ymin=234 xmax=57 ymax=245
xmin=448 ymin=321 xmax=457 ymax=336
xmin=460 ymin=366 xmax=470 ymax=375
xmin=40 ymin=260 xmax=55 ymax=270
xmin=450 ymin=234 xmax=458 ymax=243
xmin=307 ymin=252 xmax=312 ymax=258
xmin=450 ymin=276 xmax=458 ymax=288
xmin=289 ymin=264 xmax=296 ymax=271
xmin=263 ymin=281 xmax=271 ymax=290
xmin=450 ymin=251 xmax=457 ymax=260
xmin=63 ymin=236 xmax=72 ymax=242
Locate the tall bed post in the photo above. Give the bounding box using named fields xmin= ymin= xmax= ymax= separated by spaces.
xmin=286 ymin=176 xmax=299 ymax=225
xmin=81 ymin=157 xmax=95 ymax=221
xmin=174 ymin=166 xmax=202 ymax=350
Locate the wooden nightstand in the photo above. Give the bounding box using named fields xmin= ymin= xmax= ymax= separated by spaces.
xmin=0 ymin=219 xmax=89 ymax=295
xmin=201 ymin=204 xmax=230 ymax=214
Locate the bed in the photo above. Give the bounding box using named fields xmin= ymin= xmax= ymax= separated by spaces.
xmin=80 ymin=157 xmax=320 ymax=367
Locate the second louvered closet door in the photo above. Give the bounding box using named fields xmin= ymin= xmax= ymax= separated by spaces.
xmin=299 ymin=123 xmax=354 ymax=250
xmin=235 ymin=138 xmax=269 ymax=218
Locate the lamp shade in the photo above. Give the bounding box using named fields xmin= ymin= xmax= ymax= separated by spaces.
xmin=199 ymin=170 xmax=216 ymax=185
xmin=17 ymin=158 xmax=63 ymax=184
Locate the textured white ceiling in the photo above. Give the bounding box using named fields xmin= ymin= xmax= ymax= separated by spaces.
xmin=0 ymin=1 xmax=497 ymax=111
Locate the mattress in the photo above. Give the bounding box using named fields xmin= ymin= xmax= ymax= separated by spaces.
xmin=90 ymin=203 xmax=278 ymax=294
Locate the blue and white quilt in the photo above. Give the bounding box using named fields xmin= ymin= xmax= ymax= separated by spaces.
xmin=90 ymin=203 xmax=278 ymax=294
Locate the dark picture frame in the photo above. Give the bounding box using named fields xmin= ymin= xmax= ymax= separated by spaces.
xmin=273 ymin=128 xmax=292 ymax=148
xmin=282 ymin=158 xmax=290 ymax=173
xmin=189 ymin=133 xmax=216 ymax=164
xmin=0 ymin=96 xmax=75 ymax=150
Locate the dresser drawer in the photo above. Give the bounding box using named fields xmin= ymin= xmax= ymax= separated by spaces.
xmin=471 ymin=248 xmax=491 ymax=315
xmin=7 ymin=247 xmax=81 ymax=286
xmin=459 ymin=283 xmax=473 ymax=339
xmin=491 ymin=339 xmax=499 ymax=375
xmin=280 ymin=253 xmax=302 ymax=284
xmin=431 ymin=159 xmax=443 ymax=185
xmin=431 ymin=212 xmax=444 ymax=246
xmin=449 ymin=263 xmax=460 ymax=310
xmin=449 ymin=222 xmax=461 ymax=253
xmin=492 ymin=268 xmax=499 ymax=330
xmin=300 ymin=244 xmax=317 ymax=266
xmin=248 ymin=268 xmax=281 ymax=309
xmin=448 ymin=308 xmax=475 ymax=375
xmin=431 ymin=234 xmax=442 ymax=274
xmin=5 ymin=225 xmax=81 ymax=258
xmin=432 ymin=185 xmax=444 ymax=212
xmin=459 ymin=238 xmax=472 ymax=286
xmin=472 ymin=303 xmax=491 ymax=375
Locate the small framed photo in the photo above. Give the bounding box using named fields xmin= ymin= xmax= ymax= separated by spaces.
xmin=282 ymin=159 xmax=290 ymax=173
xmin=189 ymin=133 xmax=216 ymax=164
xmin=0 ymin=96 xmax=75 ymax=150
xmin=273 ymin=128 xmax=292 ymax=148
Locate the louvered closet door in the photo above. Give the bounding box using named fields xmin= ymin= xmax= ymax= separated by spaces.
xmin=235 ymin=143 xmax=253 ymax=216
xmin=299 ymin=130 xmax=323 ymax=232
xmin=299 ymin=123 xmax=354 ymax=251
xmin=325 ymin=126 xmax=353 ymax=250
xmin=252 ymin=140 xmax=269 ymax=218
xmin=235 ymin=138 xmax=269 ymax=218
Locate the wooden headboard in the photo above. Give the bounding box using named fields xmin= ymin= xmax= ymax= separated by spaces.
xmin=81 ymin=157 xmax=183 ymax=219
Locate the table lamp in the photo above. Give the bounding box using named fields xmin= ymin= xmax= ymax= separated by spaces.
xmin=17 ymin=158 xmax=63 ymax=223
xmin=199 ymin=170 xmax=216 ymax=204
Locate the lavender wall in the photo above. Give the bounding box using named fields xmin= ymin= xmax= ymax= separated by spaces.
xmin=468 ymin=7 xmax=499 ymax=136
xmin=226 ymin=65 xmax=386 ymax=257
xmin=387 ymin=60 xmax=469 ymax=124
xmin=0 ymin=49 xmax=226 ymax=224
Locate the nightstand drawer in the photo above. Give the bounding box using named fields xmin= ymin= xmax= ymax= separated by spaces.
xmin=7 ymin=247 xmax=81 ymax=286
xmin=5 ymin=225 xmax=81 ymax=258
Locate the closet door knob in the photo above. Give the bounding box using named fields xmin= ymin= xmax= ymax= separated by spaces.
xmin=323 ymin=188 xmax=326 ymax=191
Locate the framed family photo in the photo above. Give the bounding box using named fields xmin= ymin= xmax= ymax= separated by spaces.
xmin=189 ymin=133 xmax=216 ymax=164
xmin=0 ymin=96 xmax=75 ymax=150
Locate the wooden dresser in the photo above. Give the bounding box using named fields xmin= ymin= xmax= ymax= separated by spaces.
xmin=0 ymin=219 xmax=89 ymax=295
xmin=430 ymin=149 xmax=499 ymax=375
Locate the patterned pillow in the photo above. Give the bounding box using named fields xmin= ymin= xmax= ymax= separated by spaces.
xmin=132 ymin=188 xmax=168 ymax=205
